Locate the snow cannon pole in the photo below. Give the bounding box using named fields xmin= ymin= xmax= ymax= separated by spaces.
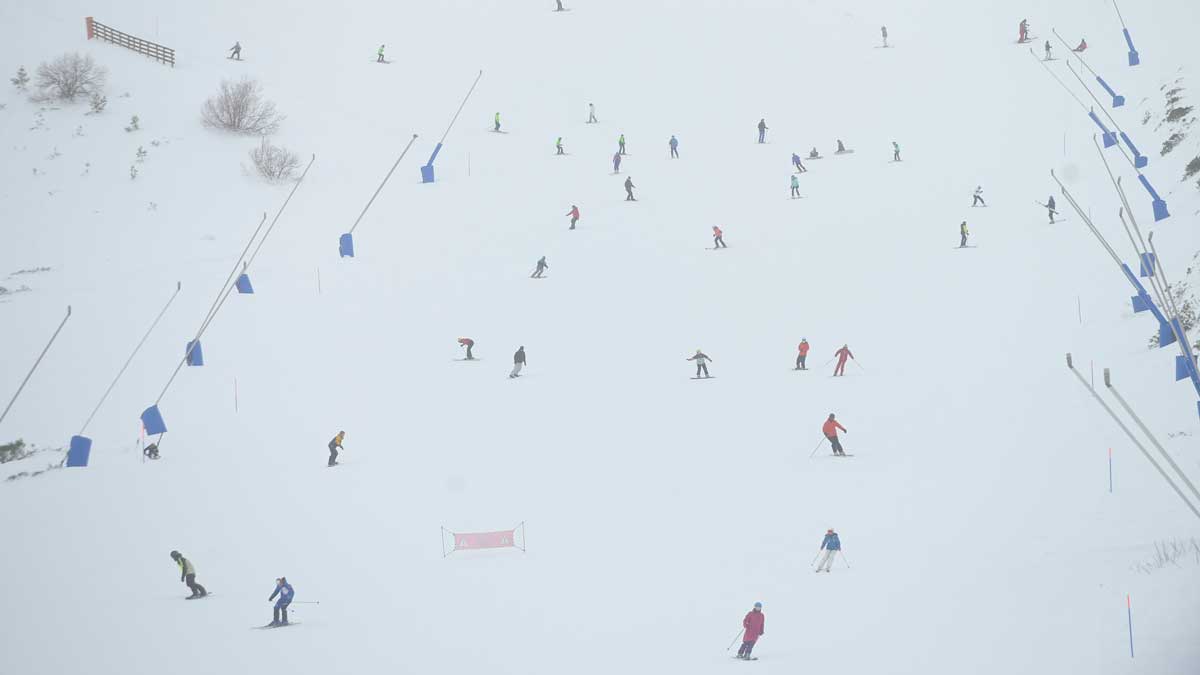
xmin=341 ymin=133 xmax=420 ymax=257
xmin=0 ymin=305 xmax=71 ymax=427
xmin=726 ymin=628 xmax=745 ymax=651
xmin=1118 ymin=132 xmax=1147 ymax=168
xmin=1126 ymin=594 xmax=1134 ymax=658
xmin=1136 ymin=175 xmax=1169 ymax=221
xmin=1112 ymin=0 xmax=1140 ymax=65
xmin=1104 ymin=369 xmax=1200 ymax=505
xmin=422 ymin=69 xmax=483 ymax=184
xmin=1108 ymin=447 xmax=1113 ymax=493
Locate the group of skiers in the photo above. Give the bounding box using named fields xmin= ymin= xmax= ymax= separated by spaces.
xmin=168 ymin=551 xmax=295 ymax=627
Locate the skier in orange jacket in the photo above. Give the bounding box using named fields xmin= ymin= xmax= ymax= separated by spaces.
xmin=822 ymin=414 xmax=847 ymax=456
xmin=795 ymin=339 xmax=810 ymax=370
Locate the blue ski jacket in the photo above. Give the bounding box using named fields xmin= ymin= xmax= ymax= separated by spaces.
xmin=821 ymin=533 xmax=841 ymax=551
xmin=270 ymin=582 xmax=294 ymax=607
xmin=669 ymin=136 xmax=678 ymax=148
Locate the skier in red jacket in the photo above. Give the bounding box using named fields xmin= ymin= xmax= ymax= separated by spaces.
xmin=795 ymin=338 xmax=810 ymax=370
xmin=737 ymin=602 xmax=765 ymax=659
xmin=833 ymin=344 xmax=854 ymax=376
xmin=822 ymin=413 xmax=847 ymax=456
xmin=566 ymin=205 xmax=580 ymax=230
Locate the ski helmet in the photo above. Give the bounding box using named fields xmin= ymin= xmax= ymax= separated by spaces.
xmin=754 ymin=602 xmax=762 ymax=608
xmin=170 ymin=550 xmax=180 ymax=559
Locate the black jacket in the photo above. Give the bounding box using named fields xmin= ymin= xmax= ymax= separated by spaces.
xmin=514 ymin=349 xmax=526 ymax=365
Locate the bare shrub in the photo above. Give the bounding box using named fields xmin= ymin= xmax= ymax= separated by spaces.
xmin=201 ymin=78 xmax=284 ymax=134
xmin=34 ymin=53 xmax=107 ymax=102
xmin=249 ymin=137 xmax=300 ymax=181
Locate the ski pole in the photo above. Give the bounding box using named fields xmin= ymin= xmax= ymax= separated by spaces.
xmin=823 ymin=356 xmax=837 ymax=366
xmin=854 ymin=360 xmax=866 ymax=373
xmin=840 ymin=551 xmax=851 ymax=569
xmin=810 ymin=550 xmax=822 ymax=566
xmin=292 ymin=601 xmax=320 ymax=604
xmin=726 ymin=628 xmax=745 ymax=651
xmin=808 ymin=436 xmax=826 ymax=458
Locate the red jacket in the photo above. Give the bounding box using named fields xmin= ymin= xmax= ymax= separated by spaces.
xmin=798 ymin=341 xmax=809 ymax=356
xmin=743 ymin=609 xmax=765 ymax=641
xmin=835 ymin=346 xmax=853 ymax=362
xmin=567 ymin=207 xmax=580 ymax=219
xmin=822 ymin=418 xmax=845 ymax=437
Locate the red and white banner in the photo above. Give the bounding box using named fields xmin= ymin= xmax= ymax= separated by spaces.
xmin=442 ymin=523 xmax=526 ymax=557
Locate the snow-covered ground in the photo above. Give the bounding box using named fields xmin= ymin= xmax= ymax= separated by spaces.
xmin=2 ymin=0 xmax=1199 ymax=673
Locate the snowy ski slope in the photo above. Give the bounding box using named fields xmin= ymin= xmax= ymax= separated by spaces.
xmin=1 ymin=0 xmax=1199 ymax=673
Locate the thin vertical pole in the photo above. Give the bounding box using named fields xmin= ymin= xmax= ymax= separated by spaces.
xmin=234 ymin=377 xmax=239 ymax=413
xmin=317 ymin=267 xmax=322 ymax=295
xmin=1077 ymin=296 xmax=1082 ymax=324
xmin=1126 ymin=595 xmax=1134 ymax=658
xmin=1109 ymin=448 xmax=1113 ymax=492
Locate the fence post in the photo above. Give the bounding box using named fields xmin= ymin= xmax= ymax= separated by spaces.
xmin=86 ymin=16 xmax=94 ymax=39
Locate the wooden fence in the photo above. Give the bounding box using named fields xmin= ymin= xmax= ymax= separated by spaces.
xmin=85 ymin=17 xmax=174 ymax=67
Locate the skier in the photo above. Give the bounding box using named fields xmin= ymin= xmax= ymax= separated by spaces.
xmin=1073 ymin=38 xmax=1087 ymax=52
xmin=808 ymin=147 xmax=820 ymax=159
xmin=566 ymin=204 xmax=580 ymax=229
xmin=892 ymin=141 xmax=901 ymax=161
xmin=737 ymin=602 xmax=765 ymax=660
xmin=790 ymin=174 xmax=801 ymax=199
xmin=328 ymin=430 xmax=344 ymax=467
xmin=712 ymin=226 xmax=727 ymax=249
xmin=757 ymin=118 xmax=768 ymax=144
xmin=556 ymin=137 xmax=564 ymax=155
xmin=509 ymin=346 xmax=526 ymax=378
xmin=170 ymin=550 xmax=207 ymax=599
xmin=587 ymin=103 xmax=597 ymax=123
xmin=792 ymin=153 xmax=807 ymax=173
xmin=458 ymin=337 xmax=475 ymax=360
xmin=972 ymin=185 xmax=986 ymax=207
xmin=144 ymin=442 xmax=160 ymax=460
xmin=1018 ymin=19 xmax=1030 ymax=43
xmin=816 ymin=529 xmax=842 ymax=572
xmin=612 ymin=151 xmax=622 ymax=173
xmin=494 ymin=112 xmax=501 ymax=132
xmin=796 ymin=338 xmax=810 ymax=370
xmin=687 ymin=349 xmax=712 ymax=378
xmin=228 ymin=41 xmax=242 ymax=60
xmin=1047 ymin=195 xmax=1057 ymax=223
xmin=376 ymin=44 xmax=385 ymax=63
xmin=881 ymin=25 xmax=888 ymax=47
xmin=836 ymin=139 xmax=846 ymax=153
xmin=1044 ymin=39 xmax=1052 ymax=60
xmin=268 ymin=577 xmax=294 ymax=627
xmin=624 ymin=176 xmax=636 ymax=201
xmin=531 ymin=256 xmax=549 ymax=278
xmin=822 ymin=413 xmax=848 ymax=456
xmin=959 ymin=220 xmax=969 ymax=248
xmin=618 ymin=133 xmax=626 ymax=155
xmin=833 ymin=344 xmax=854 ymax=376
xmin=669 ymin=135 xmax=679 ymax=158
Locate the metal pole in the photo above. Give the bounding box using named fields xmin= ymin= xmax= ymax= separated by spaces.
xmin=0 ymin=305 xmax=71 ymax=427
xmin=348 ymin=134 xmax=419 ymax=235
xmin=1104 ymin=370 xmax=1200 ymax=504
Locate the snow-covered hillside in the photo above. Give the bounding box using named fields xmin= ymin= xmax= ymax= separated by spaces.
xmin=2 ymin=0 xmax=1199 ymax=673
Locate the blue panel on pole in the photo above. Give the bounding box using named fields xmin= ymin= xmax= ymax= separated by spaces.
xmin=1159 ymin=321 xmax=1177 ymax=348
xmin=421 ymin=164 xmax=435 ymax=183
xmin=427 ymin=142 xmax=443 ymax=166
xmin=1131 ymin=294 xmax=1151 ymax=313
xmin=1123 ymin=29 xmax=1139 ymax=66
xmin=1096 ymin=77 xmax=1125 ymax=108
xmin=66 ymin=435 xmax=92 ymax=467
xmin=1120 ymin=132 xmax=1147 ymax=168
xmin=141 ymin=405 xmax=167 ymax=435
xmin=1177 ymin=355 xmax=1195 ymax=381
xmin=339 ymin=233 xmax=354 ymax=258
xmin=1139 ymin=253 xmax=1156 ymax=277
xmin=186 ymin=339 xmax=204 ymax=366
xmin=1128 ymin=51 xmax=1140 ymax=66
xmin=1152 ymin=200 xmax=1169 ymax=221
xmin=235 ymin=273 xmax=254 ymax=294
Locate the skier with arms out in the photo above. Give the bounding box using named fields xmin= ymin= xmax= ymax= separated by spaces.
xmin=688 ymin=349 xmax=712 ymax=378
xmin=795 ymin=338 xmax=810 ymax=370
xmin=822 ymin=413 xmax=848 ymax=456
xmin=268 ymin=577 xmax=294 ymax=626
xmin=170 ymin=550 xmax=207 ymax=599
xmin=815 ymin=529 xmax=841 ymax=572
xmin=566 ymin=204 xmax=580 ymax=230
xmin=833 ymin=344 xmax=854 ymax=376
xmin=328 ymin=430 xmax=344 ymax=467
xmin=737 ymin=602 xmax=765 ymax=659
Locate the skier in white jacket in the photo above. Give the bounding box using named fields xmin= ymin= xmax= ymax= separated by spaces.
xmin=972 ymin=186 xmax=986 ymax=207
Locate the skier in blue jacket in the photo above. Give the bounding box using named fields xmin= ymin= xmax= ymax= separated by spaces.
xmin=669 ymin=135 xmax=679 ymax=159
xmin=816 ymin=529 xmax=841 ymax=573
xmin=268 ymin=577 xmax=294 ymax=626
xmin=792 ymin=153 xmax=806 ymax=173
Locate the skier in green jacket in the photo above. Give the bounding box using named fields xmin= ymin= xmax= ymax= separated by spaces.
xmin=376 ymin=45 xmax=385 ymax=63
xmin=494 ymin=112 xmax=501 ymax=132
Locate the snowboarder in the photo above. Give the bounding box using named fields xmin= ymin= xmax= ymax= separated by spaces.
xmin=328 ymin=430 xmax=344 ymax=467
xmin=959 ymin=220 xmax=969 ymax=248
xmin=170 ymin=550 xmax=207 ymax=598
xmin=1046 ymin=195 xmax=1057 ymax=223
xmin=377 ymin=44 xmax=385 ymax=63
xmin=881 ymin=25 xmax=888 ymax=47
xmin=669 ymin=135 xmax=679 ymax=159
xmin=972 ymin=186 xmax=986 ymax=207
xmin=790 ymin=174 xmax=801 ymax=198
xmin=892 ymin=141 xmax=901 ymax=161
xmin=712 ymin=226 xmax=727 ymax=249
xmin=1044 ymin=40 xmax=1052 ymax=60
xmin=792 ymin=153 xmax=807 ymax=173
xmin=808 ymin=147 xmax=820 ymax=159
xmin=587 ymin=103 xmax=597 ymax=123
xmin=612 ymin=151 xmax=622 ymax=173
xmin=509 ymin=346 xmax=526 ymax=378
xmin=531 ymin=256 xmax=549 ymax=278
xmin=816 ymin=529 xmax=841 ymax=572
xmin=566 ymin=204 xmax=580 ymax=229
xmin=836 ymin=139 xmax=846 ymax=153
xmin=268 ymin=577 xmax=294 ymax=626
xmin=144 ymin=442 xmax=160 ymax=460
xmin=618 ymin=133 xmax=626 ymax=155
xmin=833 ymin=344 xmax=854 ymax=376
xmin=757 ymin=118 xmax=768 ymax=144
xmin=624 ymin=176 xmax=636 ymax=201
xmin=822 ymin=413 xmax=848 ymax=456
xmin=796 ymin=338 xmax=810 ymax=370
xmin=1073 ymin=38 xmax=1087 ymax=52
xmin=556 ymin=137 xmax=564 ymax=155
xmin=1018 ymin=19 xmax=1030 ymax=43
xmin=458 ymin=337 xmax=475 ymax=360
xmin=494 ymin=112 xmax=501 ymax=132
xmin=687 ymin=349 xmax=712 ymax=378
xmin=228 ymin=41 xmax=242 ymax=60
xmin=737 ymin=602 xmax=765 ymax=659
